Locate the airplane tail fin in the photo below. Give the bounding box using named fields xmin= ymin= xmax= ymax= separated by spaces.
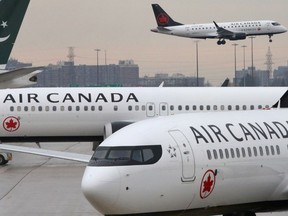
xmin=0 ymin=0 xmax=30 ymax=70
xmin=152 ymin=4 xmax=183 ymax=27
xmin=272 ymin=90 xmax=288 ymax=108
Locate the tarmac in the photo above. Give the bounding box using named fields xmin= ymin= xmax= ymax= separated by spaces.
xmin=0 ymin=142 xmax=287 ymax=216
xmin=0 ymin=142 xmax=102 ymax=216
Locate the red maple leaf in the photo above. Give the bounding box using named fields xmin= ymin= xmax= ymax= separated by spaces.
xmin=202 ymin=174 xmax=214 ymax=193
xmin=158 ymin=14 xmax=169 ymax=24
xmin=6 ymin=119 xmax=17 ymax=129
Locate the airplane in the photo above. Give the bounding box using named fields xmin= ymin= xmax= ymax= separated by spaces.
xmin=2 ymin=108 xmax=288 ymax=216
xmin=0 ymin=87 xmax=288 ymax=148
xmin=0 ymin=0 xmax=43 ymax=88
xmin=151 ymin=4 xmax=287 ymax=45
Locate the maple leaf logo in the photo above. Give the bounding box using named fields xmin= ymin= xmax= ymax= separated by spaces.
xmin=157 ymin=14 xmax=169 ymax=25
xmin=202 ymin=174 xmax=214 ymax=193
xmin=200 ymin=170 xmax=216 ymax=199
xmin=3 ymin=116 xmax=20 ymax=132
xmin=6 ymin=119 xmax=17 ymax=129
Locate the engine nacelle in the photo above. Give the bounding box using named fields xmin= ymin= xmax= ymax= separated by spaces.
xmin=230 ymin=33 xmax=246 ymax=40
xmin=104 ymin=121 xmax=134 ymax=139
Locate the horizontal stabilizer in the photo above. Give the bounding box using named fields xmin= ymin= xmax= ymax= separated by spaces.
xmin=0 ymin=144 xmax=91 ymax=163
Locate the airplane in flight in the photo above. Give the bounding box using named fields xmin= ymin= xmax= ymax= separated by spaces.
xmin=2 ymin=107 xmax=288 ymax=216
xmin=151 ymin=4 xmax=287 ymax=45
xmin=0 ymin=0 xmax=43 ymax=88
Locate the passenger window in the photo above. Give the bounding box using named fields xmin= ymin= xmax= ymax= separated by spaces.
xmin=243 ymin=105 xmax=247 ymax=110
xmin=142 ymin=105 xmax=146 ymax=111
xmin=178 ymin=105 xmax=182 ymax=111
xmin=114 ymin=105 xmax=118 ymax=111
xmin=170 ymin=105 xmax=174 ymax=111
xmin=200 ymin=105 xmax=204 ymax=111
xmin=250 ymin=105 xmax=254 ymax=110
xmin=38 ymin=106 xmax=42 ymax=112
xmin=236 ymin=148 xmax=240 ymax=158
xmin=185 ymin=105 xmax=189 ymax=111
xmin=258 ymin=105 xmax=263 ymax=109
xmin=247 ymin=147 xmax=252 ymax=157
xmin=241 ymin=148 xmax=246 ymax=157
xmin=270 ymin=146 xmax=275 ymax=155
xmin=213 ymin=105 xmax=217 ymax=111
xmin=128 ymin=105 xmax=132 ymax=111
xmin=98 ymin=106 xmax=103 ymax=111
xmin=230 ymin=148 xmax=235 ymax=158
xmin=17 ymin=106 xmax=21 ymax=112
xmin=10 ymin=106 xmax=14 ymax=112
xmin=61 ymin=106 xmax=65 ymax=111
xmin=219 ymin=149 xmax=224 ymax=159
xmin=68 ymin=106 xmax=72 ymax=111
xmin=53 ymin=106 xmax=57 ymax=111
xmin=265 ymin=146 xmax=270 ymax=155
xmin=259 ymin=146 xmax=264 ymax=156
xmin=253 ymin=147 xmax=257 ymax=156
xmin=206 ymin=105 xmax=210 ymax=111
xmin=213 ymin=149 xmax=218 ymax=159
xmin=76 ymin=106 xmax=80 ymax=111
xmin=207 ymin=150 xmax=212 ymax=160
xmin=221 ymin=105 xmax=225 ymax=110
xmin=45 ymin=106 xmax=49 ymax=112
xmin=31 ymin=106 xmax=35 ymax=112
xmin=91 ymin=106 xmax=95 ymax=111
xmin=236 ymin=105 xmax=240 ymax=110
xmin=84 ymin=106 xmax=88 ymax=111
xmin=225 ymin=149 xmax=229 ymax=159
xmin=276 ymin=145 xmax=280 ymax=155
xmin=228 ymin=105 xmax=232 ymax=110
xmin=193 ymin=105 xmax=197 ymax=111
xmin=24 ymin=106 xmax=28 ymax=111
xmin=135 ymin=105 xmax=139 ymax=111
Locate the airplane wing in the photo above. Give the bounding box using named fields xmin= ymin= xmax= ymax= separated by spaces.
xmin=0 ymin=144 xmax=91 ymax=163
xmin=213 ymin=21 xmax=235 ymax=38
xmin=0 ymin=66 xmax=44 ymax=88
xmin=0 ymin=66 xmax=43 ymax=82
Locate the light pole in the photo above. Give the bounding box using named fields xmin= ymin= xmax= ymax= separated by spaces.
xmin=195 ymin=41 xmax=199 ymax=86
xmin=242 ymin=45 xmax=247 ymax=86
xmin=250 ymin=36 xmax=255 ymax=86
xmin=232 ymin=43 xmax=238 ymax=86
xmin=95 ymin=49 xmax=101 ymax=85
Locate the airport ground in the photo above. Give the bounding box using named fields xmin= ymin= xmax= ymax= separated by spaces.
xmin=0 ymin=142 xmax=287 ymax=216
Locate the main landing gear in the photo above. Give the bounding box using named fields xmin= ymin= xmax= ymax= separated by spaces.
xmin=217 ymin=39 xmax=226 ymax=45
xmin=269 ymin=34 xmax=273 ymax=42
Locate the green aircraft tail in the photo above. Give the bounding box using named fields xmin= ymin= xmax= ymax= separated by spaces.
xmin=0 ymin=0 xmax=30 ymax=69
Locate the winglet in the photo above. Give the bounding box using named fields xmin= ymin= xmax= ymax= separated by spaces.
xmin=0 ymin=0 xmax=30 ymax=69
xmin=152 ymin=4 xmax=183 ymax=27
xmin=213 ymin=21 xmax=220 ymax=29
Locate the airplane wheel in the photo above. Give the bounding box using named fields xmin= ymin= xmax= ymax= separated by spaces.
xmin=217 ymin=40 xmax=222 ymax=45
xmin=0 ymin=155 xmax=7 ymax=165
xmin=222 ymin=40 xmax=226 ymax=45
xmin=269 ymin=39 xmax=272 ymax=42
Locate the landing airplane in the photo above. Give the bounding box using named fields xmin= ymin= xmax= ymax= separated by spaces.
xmin=0 ymin=87 xmax=287 ymax=147
xmin=151 ymin=4 xmax=287 ymax=45
xmin=0 ymin=0 xmax=43 ymax=88
xmin=2 ymin=108 xmax=288 ymax=216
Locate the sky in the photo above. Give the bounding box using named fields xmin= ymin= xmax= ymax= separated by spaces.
xmin=11 ymin=0 xmax=288 ymax=86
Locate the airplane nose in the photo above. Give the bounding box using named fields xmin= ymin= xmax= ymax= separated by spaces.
xmin=81 ymin=167 xmax=120 ymax=215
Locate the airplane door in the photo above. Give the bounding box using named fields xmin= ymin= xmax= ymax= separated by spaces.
xmin=169 ymin=130 xmax=196 ymax=182
xmin=266 ymin=22 xmax=271 ymax=31
xmin=159 ymin=103 xmax=169 ymax=116
xmin=146 ymin=103 xmax=155 ymax=117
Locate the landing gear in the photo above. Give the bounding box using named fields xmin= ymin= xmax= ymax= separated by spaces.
xmin=269 ymin=34 xmax=273 ymax=42
xmin=217 ymin=39 xmax=226 ymax=45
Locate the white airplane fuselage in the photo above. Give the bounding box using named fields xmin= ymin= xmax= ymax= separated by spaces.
xmin=152 ymin=20 xmax=287 ymax=40
xmin=82 ymin=109 xmax=288 ymax=215
xmin=0 ymin=87 xmax=287 ymax=143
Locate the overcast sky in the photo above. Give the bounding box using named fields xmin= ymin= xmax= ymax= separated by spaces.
xmin=11 ymin=0 xmax=288 ymax=85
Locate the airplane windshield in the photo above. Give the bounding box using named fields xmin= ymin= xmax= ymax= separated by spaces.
xmin=272 ymin=22 xmax=280 ymax=26
xmin=88 ymin=145 xmax=162 ymax=166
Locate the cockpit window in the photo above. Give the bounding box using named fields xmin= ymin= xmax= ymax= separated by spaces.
xmin=88 ymin=145 xmax=162 ymax=166
xmin=272 ymin=22 xmax=280 ymax=26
